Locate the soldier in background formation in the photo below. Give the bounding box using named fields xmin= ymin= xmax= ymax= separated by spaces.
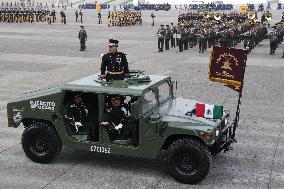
xmin=78 ymin=25 xmax=87 ymax=51
xmin=108 ymin=11 xmax=142 ymax=27
xmin=151 ymin=12 xmax=155 ymax=26
xmin=98 ymin=11 xmax=102 ymax=24
xmin=156 ymin=11 xmax=268 ymax=53
xmin=269 ymin=20 xmax=284 ymax=57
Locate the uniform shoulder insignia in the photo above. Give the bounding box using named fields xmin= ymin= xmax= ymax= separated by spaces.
xmin=70 ymin=104 xmax=76 ymax=108
xmin=123 ymin=52 xmax=127 ymax=55
xmin=101 ymin=53 xmax=107 ymax=57
xmin=106 ymin=108 xmax=112 ymax=112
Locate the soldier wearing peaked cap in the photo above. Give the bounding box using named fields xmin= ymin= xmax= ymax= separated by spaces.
xmin=100 ymin=39 xmax=129 ymax=81
xmin=78 ymin=25 xmax=87 ymax=51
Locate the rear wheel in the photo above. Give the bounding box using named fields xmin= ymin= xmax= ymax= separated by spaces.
xmin=22 ymin=122 xmax=62 ymax=163
xmin=165 ymin=138 xmax=212 ymax=184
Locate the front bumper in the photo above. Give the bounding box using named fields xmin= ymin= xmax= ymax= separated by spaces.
xmin=212 ymin=120 xmax=236 ymax=153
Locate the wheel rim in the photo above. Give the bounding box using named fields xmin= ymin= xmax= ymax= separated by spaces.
xmin=175 ymin=152 xmax=198 ymax=174
xmin=29 ymin=133 xmax=49 ymax=156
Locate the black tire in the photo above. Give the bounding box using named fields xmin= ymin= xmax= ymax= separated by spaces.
xmin=22 ymin=122 xmax=62 ymax=163
xmin=166 ymin=138 xmax=212 ymax=184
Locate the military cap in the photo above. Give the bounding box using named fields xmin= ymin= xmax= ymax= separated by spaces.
xmin=160 ymin=24 xmax=164 ymax=26
xmin=166 ymin=25 xmax=169 ymax=26
xmin=109 ymin=39 xmax=119 ymax=46
xmin=80 ymin=25 xmax=84 ymax=28
xmin=74 ymin=94 xmax=82 ymax=98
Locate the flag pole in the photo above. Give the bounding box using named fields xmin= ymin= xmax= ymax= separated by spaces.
xmin=232 ymin=54 xmax=247 ymax=141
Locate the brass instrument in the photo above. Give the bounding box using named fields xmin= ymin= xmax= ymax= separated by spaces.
xmin=248 ymin=12 xmax=256 ymax=20
xmin=265 ymin=12 xmax=272 ymax=21
xmin=213 ymin=13 xmax=221 ymax=20
xmin=203 ymin=10 xmax=210 ymax=19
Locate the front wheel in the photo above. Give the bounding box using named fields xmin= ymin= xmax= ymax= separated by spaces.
xmin=22 ymin=122 xmax=62 ymax=163
xmin=165 ymin=138 xmax=212 ymax=184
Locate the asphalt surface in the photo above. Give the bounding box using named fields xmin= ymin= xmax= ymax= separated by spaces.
xmin=0 ymin=5 xmax=284 ymax=189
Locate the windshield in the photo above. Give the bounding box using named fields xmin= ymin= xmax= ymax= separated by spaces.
xmin=142 ymin=81 xmax=172 ymax=114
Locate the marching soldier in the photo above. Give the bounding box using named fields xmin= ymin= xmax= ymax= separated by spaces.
xmin=157 ymin=25 xmax=166 ymax=52
xmin=100 ymin=39 xmax=129 ymax=81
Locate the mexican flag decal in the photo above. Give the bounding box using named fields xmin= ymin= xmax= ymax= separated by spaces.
xmin=196 ymin=103 xmax=223 ymax=119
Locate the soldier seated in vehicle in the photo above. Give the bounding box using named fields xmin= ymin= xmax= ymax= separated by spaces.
xmin=65 ymin=94 xmax=98 ymax=141
xmin=101 ymin=95 xmax=138 ymax=146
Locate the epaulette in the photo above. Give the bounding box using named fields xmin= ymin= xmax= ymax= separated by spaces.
xmin=101 ymin=53 xmax=106 ymax=57
xmin=123 ymin=52 xmax=127 ymax=55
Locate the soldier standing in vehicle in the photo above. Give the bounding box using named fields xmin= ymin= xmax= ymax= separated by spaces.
xmin=157 ymin=25 xmax=166 ymax=52
xmin=100 ymin=39 xmax=129 ymax=81
xmin=78 ymin=25 xmax=87 ymax=51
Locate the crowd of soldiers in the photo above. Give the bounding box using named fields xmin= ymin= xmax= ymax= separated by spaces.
xmin=0 ymin=7 xmax=58 ymax=24
xmin=107 ymin=11 xmax=142 ymax=27
xmin=157 ymin=11 xmax=269 ymax=53
xmin=0 ymin=2 xmax=69 ymax=24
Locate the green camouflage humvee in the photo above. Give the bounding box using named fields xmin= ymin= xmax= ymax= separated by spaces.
xmin=7 ymin=71 xmax=234 ymax=184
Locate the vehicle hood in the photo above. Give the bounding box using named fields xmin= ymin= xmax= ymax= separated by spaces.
xmin=10 ymin=86 xmax=61 ymax=103
xmin=154 ymin=98 xmax=221 ymax=128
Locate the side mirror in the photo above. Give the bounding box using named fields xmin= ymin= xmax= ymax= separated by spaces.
xmin=130 ymin=100 xmax=141 ymax=119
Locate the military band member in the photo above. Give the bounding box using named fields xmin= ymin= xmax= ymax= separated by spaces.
xmin=157 ymin=25 xmax=166 ymax=52
xmin=165 ymin=25 xmax=171 ymax=50
xmin=170 ymin=23 xmax=176 ymax=48
xmin=100 ymin=39 xmax=129 ymax=81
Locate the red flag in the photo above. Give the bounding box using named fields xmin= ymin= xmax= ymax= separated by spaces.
xmin=209 ymin=46 xmax=248 ymax=92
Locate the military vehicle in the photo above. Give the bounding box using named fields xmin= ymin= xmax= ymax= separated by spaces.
xmin=7 ymin=71 xmax=235 ymax=184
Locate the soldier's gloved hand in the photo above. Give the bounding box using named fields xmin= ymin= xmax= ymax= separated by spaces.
xmin=101 ymin=122 xmax=109 ymax=125
xmin=100 ymin=75 xmax=106 ymax=80
xmin=75 ymin=122 xmax=83 ymax=127
xmin=115 ymin=123 xmax=123 ymax=130
xmin=121 ymin=107 xmax=128 ymax=115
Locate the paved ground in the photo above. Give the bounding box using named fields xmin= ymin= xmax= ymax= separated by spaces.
xmin=0 ymin=5 xmax=283 ymax=189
